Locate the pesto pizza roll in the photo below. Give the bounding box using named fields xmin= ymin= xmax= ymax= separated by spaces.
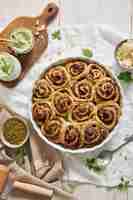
xmin=71 ymin=101 xmax=95 ymax=123
xmin=96 ymin=101 xmax=121 ymax=130
xmin=83 ymin=119 xmax=108 ymax=148
xmin=32 ymin=102 xmax=53 ymax=124
xmin=66 ymin=61 xmax=88 ymax=79
xmin=61 ymin=124 xmax=83 ymax=149
xmin=32 ymin=79 xmax=52 ymax=101
xmin=46 ymin=66 xmax=69 ymax=89
xmin=87 ymin=63 xmax=106 ymax=83
xmin=94 ymin=78 xmax=120 ymax=103
xmin=41 ymin=117 xmax=64 ymax=144
xmin=71 ymin=78 xmax=94 ymax=101
xmin=53 ymin=90 xmax=73 ymax=117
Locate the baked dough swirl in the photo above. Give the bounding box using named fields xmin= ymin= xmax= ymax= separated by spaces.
xmin=32 ymin=102 xmax=53 ymax=123
xmin=41 ymin=118 xmax=63 ymax=143
xmin=66 ymin=61 xmax=88 ymax=79
xmin=71 ymin=102 xmax=95 ymax=122
xmin=61 ymin=125 xmax=83 ymax=149
xmin=83 ymin=120 xmax=108 ymax=147
xmin=87 ymin=64 xmax=106 ymax=83
xmin=46 ymin=66 xmax=69 ymax=88
xmin=96 ymin=102 xmax=121 ymax=130
xmin=95 ymin=78 xmax=120 ymax=103
xmin=33 ymin=79 xmax=52 ymax=100
xmin=32 ymin=58 xmax=122 ymax=150
xmin=71 ymin=79 xmax=94 ymax=101
xmin=53 ymin=91 xmax=73 ymax=116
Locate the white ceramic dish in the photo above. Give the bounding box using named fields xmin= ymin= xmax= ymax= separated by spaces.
xmin=0 ymin=52 xmax=22 ymax=82
xmin=29 ymin=57 xmax=124 ymax=155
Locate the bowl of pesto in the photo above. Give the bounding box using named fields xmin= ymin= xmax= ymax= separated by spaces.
xmin=1 ymin=117 xmax=29 ymax=148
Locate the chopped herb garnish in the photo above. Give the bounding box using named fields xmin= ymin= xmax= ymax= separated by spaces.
xmin=82 ymin=48 xmax=93 ymax=58
xmin=117 ymin=71 xmax=133 ymax=83
xmin=117 ymin=177 xmax=129 ymax=191
xmin=52 ymin=30 xmax=61 ymax=40
xmin=0 ymin=57 xmax=12 ymax=75
xmin=64 ymin=112 xmax=69 ymax=121
xmin=85 ymin=157 xmax=104 ymax=173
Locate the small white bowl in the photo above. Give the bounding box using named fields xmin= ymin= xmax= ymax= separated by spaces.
xmin=29 ymin=57 xmax=124 ymax=155
xmin=1 ymin=117 xmax=30 ymax=149
xmin=0 ymin=52 xmax=22 ymax=82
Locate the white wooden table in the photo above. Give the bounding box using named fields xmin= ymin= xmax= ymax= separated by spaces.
xmin=0 ymin=0 xmax=132 ymax=199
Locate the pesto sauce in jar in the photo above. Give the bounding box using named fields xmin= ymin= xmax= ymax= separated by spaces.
xmin=3 ymin=118 xmax=27 ymax=145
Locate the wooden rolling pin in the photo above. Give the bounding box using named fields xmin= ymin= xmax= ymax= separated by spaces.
xmin=13 ymin=181 xmax=53 ymax=198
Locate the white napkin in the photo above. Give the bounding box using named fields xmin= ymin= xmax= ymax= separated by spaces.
xmin=0 ymin=19 xmax=133 ymax=187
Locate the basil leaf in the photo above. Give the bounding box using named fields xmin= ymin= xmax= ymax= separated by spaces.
xmin=52 ymin=30 xmax=61 ymax=40
xmin=82 ymin=48 xmax=93 ymax=58
xmin=117 ymin=71 xmax=133 ymax=83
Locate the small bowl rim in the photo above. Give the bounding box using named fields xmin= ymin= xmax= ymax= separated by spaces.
xmin=29 ymin=57 xmax=124 ymax=155
xmin=114 ymin=39 xmax=133 ymax=71
xmin=1 ymin=116 xmax=30 ymax=149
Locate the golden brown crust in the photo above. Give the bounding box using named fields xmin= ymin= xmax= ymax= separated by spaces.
xmin=66 ymin=61 xmax=88 ymax=79
xmin=87 ymin=63 xmax=106 ymax=83
xmin=95 ymin=101 xmax=121 ymax=130
xmin=32 ymin=102 xmax=53 ymax=125
xmin=60 ymin=124 xmax=84 ymax=149
xmin=83 ymin=119 xmax=109 ymax=147
xmin=70 ymin=101 xmax=95 ymax=123
xmin=94 ymin=77 xmax=120 ymax=103
xmin=71 ymin=79 xmax=94 ymax=101
xmin=41 ymin=117 xmax=64 ymax=144
xmin=45 ymin=66 xmax=69 ymax=89
xmin=32 ymin=79 xmax=52 ymax=102
xmin=52 ymin=90 xmax=73 ymax=117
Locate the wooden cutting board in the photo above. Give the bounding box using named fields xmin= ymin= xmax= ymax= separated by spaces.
xmin=0 ymin=3 xmax=59 ymax=88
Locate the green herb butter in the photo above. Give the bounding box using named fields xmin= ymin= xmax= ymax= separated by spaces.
xmin=0 ymin=53 xmax=21 ymax=81
xmin=9 ymin=28 xmax=34 ymax=55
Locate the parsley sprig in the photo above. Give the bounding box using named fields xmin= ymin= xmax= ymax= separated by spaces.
xmin=52 ymin=30 xmax=61 ymax=40
xmin=82 ymin=48 xmax=93 ymax=58
xmin=117 ymin=71 xmax=133 ymax=83
xmin=117 ymin=177 xmax=130 ymax=192
xmin=85 ymin=157 xmax=104 ymax=173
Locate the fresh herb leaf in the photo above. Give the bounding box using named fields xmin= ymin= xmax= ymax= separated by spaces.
xmin=64 ymin=112 xmax=69 ymax=121
xmin=82 ymin=48 xmax=93 ymax=58
xmin=117 ymin=71 xmax=133 ymax=83
xmin=0 ymin=58 xmax=12 ymax=75
xmin=85 ymin=157 xmax=104 ymax=173
xmin=117 ymin=177 xmax=129 ymax=192
xmin=52 ymin=30 xmax=61 ymax=40
xmin=15 ymin=147 xmax=26 ymax=165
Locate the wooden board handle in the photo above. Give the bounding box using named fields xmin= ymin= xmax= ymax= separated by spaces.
xmin=38 ymin=3 xmax=59 ymax=26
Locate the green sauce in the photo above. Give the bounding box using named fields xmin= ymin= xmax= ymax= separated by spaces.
xmin=9 ymin=28 xmax=34 ymax=54
xmin=3 ymin=118 xmax=27 ymax=145
xmin=0 ymin=54 xmax=14 ymax=77
xmin=0 ymin=53 xmax=21 ymax=81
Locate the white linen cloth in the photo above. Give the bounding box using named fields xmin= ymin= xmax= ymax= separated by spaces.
xmin=0 ymin=18 xmax=133 ymax=187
